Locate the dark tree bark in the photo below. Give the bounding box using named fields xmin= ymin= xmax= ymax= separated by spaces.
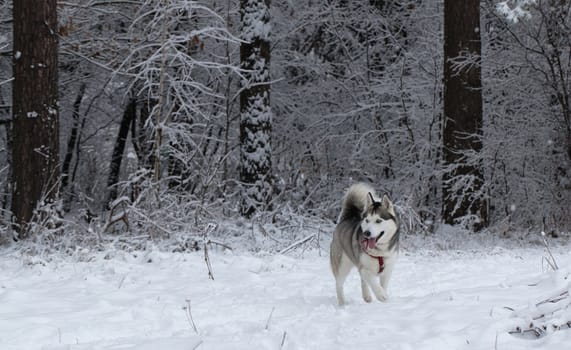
xmin=107 ymin=98 xmax=137 ymax=205
xmin=442 ymin=0 xmax=488 ymax=230
xmin=239 ymin=0 xmax=272 ymax=217
xmin=11 ymin=0 xmax=59 ymax=236
xmin=61 ymin=83 xmax=86 ymax=193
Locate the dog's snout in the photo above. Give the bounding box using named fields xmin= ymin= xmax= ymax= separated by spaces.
xmin=364 ymin=230 xmax=371 ymax=237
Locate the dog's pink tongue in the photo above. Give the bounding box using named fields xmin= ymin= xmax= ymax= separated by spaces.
xmin=366 ymin=238 xmax=376 ymax=250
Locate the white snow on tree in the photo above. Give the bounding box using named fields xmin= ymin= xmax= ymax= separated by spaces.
xmin=118 ymin=0 xmax=240 ymax=193
xmin=496 ymin=0 xmax=536 ymax=23
xmin=239 ymin=0 xmax=272 ymax=217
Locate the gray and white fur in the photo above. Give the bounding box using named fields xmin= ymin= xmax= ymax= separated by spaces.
xmin=330 ymin=183 xmax=400 ymax=306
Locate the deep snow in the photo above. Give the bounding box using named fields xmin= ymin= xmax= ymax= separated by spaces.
xmin=0 ymin=233 xmax=570 ymax=350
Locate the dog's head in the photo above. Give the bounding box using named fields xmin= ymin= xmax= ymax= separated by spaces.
xmin=360 ymin=192 xmax=398 ymax=251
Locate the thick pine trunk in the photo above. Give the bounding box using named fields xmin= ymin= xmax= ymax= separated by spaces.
xmin=12 ymin=0 xmax=59 ymax=236
xmin=442 ymin=0 xmax=488 ymax=230
xmin=239 ymin=0 xmax=272 ymax=217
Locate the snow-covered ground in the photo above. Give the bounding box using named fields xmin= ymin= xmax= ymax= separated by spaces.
xmin=1 ymin=233 xmax=570 ymax=350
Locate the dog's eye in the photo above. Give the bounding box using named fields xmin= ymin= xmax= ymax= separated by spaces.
xmin=365 ymin=219 xmax=369 ymax=223
xmin=376 ymin=219 xmax=382 ymax=224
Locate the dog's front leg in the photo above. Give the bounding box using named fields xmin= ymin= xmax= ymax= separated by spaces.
xmin=359 ymin=268 xmax=387 ymax=302
xmin=380 ymin=258 xmax=396 ymax=290
xmin=360 ymin=276 xmax=373 ymax=303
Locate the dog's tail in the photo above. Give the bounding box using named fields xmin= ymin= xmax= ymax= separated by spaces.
xmin=337 ymin=183 xmax=376 ymax=223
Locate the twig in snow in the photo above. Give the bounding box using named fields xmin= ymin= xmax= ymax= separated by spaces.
xmin=204 ymin=243 xmax=214 ymax=281
xmin=203 ymin=223 xmax=217 ymax=280
xmin=102 ymin=196 xmax=130 ymax=233
xmin=117 ymin=275 xmax=127 ymax=289
xmin=536 ymin=290 xmax=569 ymax=307
xmin=265 ymin=307 xmax=275 ymax=330
xmin=540 ymin=231 xmax=559 ymax=271
xmin=184 ymin=298 xmax=199 ymax=334
xmin=206 ymin=239 xmax=233 ymax=251
xmin=258 ymin=223 xmax=282 ymax=243
xmin=279 ymin=233 xmax=316 ymax=255
xmin=280 ymin=331 xmax=287 ymax=349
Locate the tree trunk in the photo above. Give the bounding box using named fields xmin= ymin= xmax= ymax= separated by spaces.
xmin=442 ymin=0 xmax=488 ymax=230
xmin=107 ymin=98 xmax=137 ymax=206
xmin=12 ymin=0 xmax=59 ymax=237
xmin=239 ymin=0 xmax=272 ymax=217
xmin=61 ymin=83 xmax=86 ymax=193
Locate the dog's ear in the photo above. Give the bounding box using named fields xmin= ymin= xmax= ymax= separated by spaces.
xmin=367 ymin=192 xmax=375 ymax=208
xmin=381 ymin=194 xmax=396 ymax=217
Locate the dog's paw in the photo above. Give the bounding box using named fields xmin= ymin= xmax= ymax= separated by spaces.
xmin=375 ymin=289 xmax=388 ymax=302
xmin=363 ymin=294 xmax=373 ymax=303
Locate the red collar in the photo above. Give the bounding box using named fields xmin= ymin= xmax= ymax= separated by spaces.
xmin=366 ymin=252 xmax=385 ymax=273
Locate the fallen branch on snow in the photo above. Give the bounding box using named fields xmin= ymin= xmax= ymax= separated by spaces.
xmin=508 ymin=233 xmax=570 ymax=339
xmin=509 ymin=288 xmax=571 ymax=338
xmin=279 ymin=233 xmax=316 ymax=255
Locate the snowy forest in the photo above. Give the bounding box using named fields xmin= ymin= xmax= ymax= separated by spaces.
xmin=0 ymin=0 xmax=570 ymax=242
xmin=1 ymin=0 xmax=571 ymax=349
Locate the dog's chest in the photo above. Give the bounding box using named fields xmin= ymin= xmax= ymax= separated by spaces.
xmin=359 ymin=253 xmax=384 ymax=272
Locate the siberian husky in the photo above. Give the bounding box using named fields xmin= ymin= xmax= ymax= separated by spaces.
xmin=330 ymin=183 xmax=400 ymax=306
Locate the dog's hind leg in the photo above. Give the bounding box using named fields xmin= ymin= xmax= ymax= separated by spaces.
xmin=333 ymin=253 xmax=352 ymax=306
